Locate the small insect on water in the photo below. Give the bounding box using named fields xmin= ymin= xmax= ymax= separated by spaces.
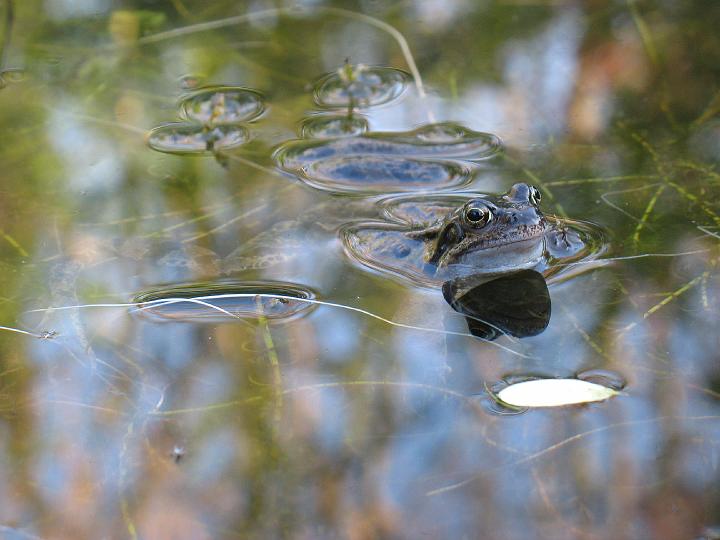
xmin=171 ymin=445 xmax=186 ymax=464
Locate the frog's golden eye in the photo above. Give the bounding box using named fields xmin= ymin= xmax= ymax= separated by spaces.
xmin=464 ymin=205 xmax=492 ymax=227
xmin=529 ymin=186 xmax=542 ymax=205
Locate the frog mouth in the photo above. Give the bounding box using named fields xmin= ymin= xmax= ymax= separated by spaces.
xmin=428 ymin=221 xmax=464 ymax=265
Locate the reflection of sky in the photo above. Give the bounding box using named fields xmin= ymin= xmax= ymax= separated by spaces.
xmin=321 ymin=23 xmax=384 ymax=73
xmin=49 ymin=105 xmax=124 ymax=193
xmin=313 ymin=386 xmax=347 ymax=453
xmin=46 ymin=0 xmax=110 ymax=21
xmin=360 ymin=9 xmax=583 ymax=146
xmin=312 ymin=308 xmax=362 ymax=364
xmin=382 ymin=399 xmax=461 ymax=511
xmin=6 ymin=3 xmax=720 ymax=536
xmin=393 ymin=304 xmax=452 ymax=383
xmin=502 ymin=10 xmax=583 ymax=138
xmin=192 ymin=426 xmax=238 ymax=484
xmin=139 ymin=322 xmax=200 ymax=371
xmin=410 ymin=0 xmax=469 ymax=31
xmin=532 ymin=274 xmax=608 ymax=373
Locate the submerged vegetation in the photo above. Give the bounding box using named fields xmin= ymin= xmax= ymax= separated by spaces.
xmin=0 ymin=0 xmax=719 ymax=538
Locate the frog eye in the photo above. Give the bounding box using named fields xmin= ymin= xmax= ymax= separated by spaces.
xmin=464 ymin=205 xmax=492 ymax=227
xmin=529 ymin=186 xmax=542 ymax=205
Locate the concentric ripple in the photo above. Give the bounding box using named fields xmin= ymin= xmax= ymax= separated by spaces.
xmin=273 ymin=122 xmax=502 ymax=194
xmin=298 ymin=156 xmax=472 ymax=193
xmin=179 ymin=86 xmax=265 ymax=124
xmin=133 ymin=280 xmax=316 ymax=323
xmin=378 ymin=194 xmax=472 ymax=225
xmin=313 ymin=65 xmax=409 ymax=108
xmin=147 ymin=122 xmax=249 ymax=154
xmin=276 ymin=123 xmax=502 ymax=165
xmin=146 ymin=84 xmax=264 ymax=155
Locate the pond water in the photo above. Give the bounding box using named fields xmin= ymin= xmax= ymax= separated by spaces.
xmin=1 ymin=1 xmax=719 ymax=539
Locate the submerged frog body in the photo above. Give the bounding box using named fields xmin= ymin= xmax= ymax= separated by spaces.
xmin=342 ymin=183 xmax=602 ymax=287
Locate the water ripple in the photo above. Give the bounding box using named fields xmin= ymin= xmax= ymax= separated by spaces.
xmin=298 ymin=156 xmax=472 ymax=193
xmin=133 ymin=280 xmax=317 ymax=323
xmin=341 ymin=193 xmax=607 ymax=288
xmin=274 ymin=122 xmax=502 ymax=193
xmin=313 ymin=65 xmax=409 ymax=108
xmin=147 ymin=122 xmax=249 ymax=154
xmin=178 ymin=86 xmax=265 ymax=124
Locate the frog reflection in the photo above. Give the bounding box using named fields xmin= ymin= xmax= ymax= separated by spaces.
xmin=442 ymin=270 xmax=551 ymax=341
xmin=342 ymin=182 xmax=598 ymax=287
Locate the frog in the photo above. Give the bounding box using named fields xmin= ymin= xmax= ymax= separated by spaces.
xmin=341 ymin=182 xmax=602 ymax=287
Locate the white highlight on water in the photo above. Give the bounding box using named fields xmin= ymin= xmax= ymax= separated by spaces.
xmin=28 ymin=293 xmax=533 ymax=359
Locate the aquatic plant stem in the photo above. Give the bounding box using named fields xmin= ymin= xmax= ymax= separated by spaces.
xmin=320 ymin=7 xmax=427 ymax=100
xmin=668 ymin=180 xmax=720 ymax=227
xmin=631 ymin=183 xmax=665 ymax=249
xmin=24 ymin=247 xmax=709 ymax=349
xmin=28 ymin=294 xmax=534 ymax=359
xmin=150 ymin=380 xmax=483 ymax=417
xmin=0 ymin=0 xmax=13 ymax=69
xmin=134 ymin=7 xmax=431 ymax=118
xmin=692 ymin=89 xmax=720 ymax=128
xmin=170 ymin=0 xmax=192 ymax=20
xmin=0 ymin=228 xmax=28 ymax=257
xmin=119 ymin=419 xmax=139 ymax=540
xmin=626 ymin=0 xmax=659 ymax=67
xmin=0 ymin=325 xmax=51 ymax=338
xmin=599 ymin=182 xmax=663 ymax=224
xmin=618 ymin=270 xmax=709 ymax=334
xmin=134 ymin=295 xmax=531 ymax=359
xmin=427 ymin=414 xmax=720 ymax=496
xmin=256 ymin=296 xmax=283 ymax=435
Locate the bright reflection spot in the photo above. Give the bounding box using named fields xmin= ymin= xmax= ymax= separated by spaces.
xmin=46 ymin=0 xmax=111 ymax=20
xmin=49 ymin=107 xmax=124 ymax=192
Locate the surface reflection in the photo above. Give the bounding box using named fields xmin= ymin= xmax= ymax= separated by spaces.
xmin=0 ymin=1 xmax=719 ymax=539
xmin=133 ymin=279 xmax=317 ymax=323
xmin=312 ymin=64 xmax=410 ymax=108
xmin=442 ymin=270 xmax=550 ymax=340
xmin=274 ymin=122 xmax=500 ymax=193
xmin=146 ymin=84 xmax=265 ymax=156
xmin=342 ymin=184 xmax=605 ymax=287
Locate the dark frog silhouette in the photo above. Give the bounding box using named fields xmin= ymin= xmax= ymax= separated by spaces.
xmin=341 ymin=182 xmax=605 ymax=287
xmin=442 ymin=270 xmax=551 ymax=341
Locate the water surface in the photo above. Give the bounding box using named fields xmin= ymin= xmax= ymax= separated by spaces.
xmin=0 ymin=2 xmax=719 ymax=539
